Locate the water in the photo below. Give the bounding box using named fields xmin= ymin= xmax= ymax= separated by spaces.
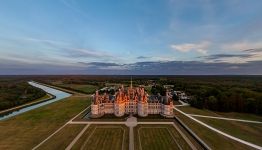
xmin=0 ymin=81 xmax=71 ymax=120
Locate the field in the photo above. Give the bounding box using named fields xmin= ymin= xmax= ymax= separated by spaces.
xmin=174 ymin=109 xmax=256 ymax=150
xmin=58 ymin=84 xmax=99 ymax=94
xmin=37 ymin=124 xmax=86 ymax=150
xmin=0 ymin=96 xmax=91 ymax=149
xmin=177 ymin=106 xmax=262 ymax=121
xmin=195 ymin=117 xmax=262 ymax=146
xmin=134 ymin=124 xmax=191 ymax=150
xmin=72 ymin=124 xmax=129 ymax=150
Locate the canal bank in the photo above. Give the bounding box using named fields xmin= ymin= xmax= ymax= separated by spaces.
xmin=0 ymin=81 xmax=71 ymax=120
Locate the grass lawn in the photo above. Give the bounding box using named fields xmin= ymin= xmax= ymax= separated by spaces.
xmin=0 ymin=96 xmax=91 ymax=150
xmin=87 ymin=114 xmax=129 ymax=122
xmin=134 ymin=124 xmax=191 ymax=150
xmin=72 ymin=124 xmax=129 ymax=150
xmin=37 ymin=124 xmax=86 ymax=150
xmin=144 ymin=86 xmax=152 ymax=95
xmin=173 ymin=101 xmax=182 ymax=105
xmin=136 ymin=114 xmax=174 ymax=122
xmin=177 ymin=106 xmax=219 ymax=116
xmin=60 ymin=84 xmax=98 ymax=94
xmin=195 ymin=117 xmax=262 ymax=146
xmin=215 ymin=112 xmax=262 ymax=122
xmin=174 ymin=109 xmax=256 ymax=150
xmin=178 ymin=106 xmax=262 ymax=122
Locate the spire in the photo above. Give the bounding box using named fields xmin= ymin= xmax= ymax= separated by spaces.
xmin=130 ymin=76 xmax=133 ymax=89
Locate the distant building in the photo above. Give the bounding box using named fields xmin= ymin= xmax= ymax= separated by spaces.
xmin=175 ymin=91 xmax=190 ymax=101
xmin=91 ymin=79 xmax=174 ymax=118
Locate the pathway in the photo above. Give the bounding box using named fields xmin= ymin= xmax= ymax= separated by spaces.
xmin=188 ymin=114 xmax=262 ymax=124
xmin=125 ymin=116 xmax=137 ymax=150
xmin=65 ymin=124 xmax=90 ymax=150
xmin=175 ymin=100 xmax=190 ymax=107
xmin=175 ymin=108 xmax=262 ymax=150
xmin=32 ymin=106 xmax=90 ymax=150
xmin=33 ymin=106 xmax=197 ymax=150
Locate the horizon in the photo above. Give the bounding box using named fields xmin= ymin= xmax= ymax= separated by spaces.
xmin=0 ymin=0 xmax=262 ymax=75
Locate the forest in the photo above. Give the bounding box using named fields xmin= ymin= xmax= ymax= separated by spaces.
xmin=0 ymin=77 xmax=46 ymax=110
xmin=157 ymin=76 xmax=262 ymax=115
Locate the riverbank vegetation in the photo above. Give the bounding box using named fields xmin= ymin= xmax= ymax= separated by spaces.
xmin=0 ymin=78 xmax=46 ymax=110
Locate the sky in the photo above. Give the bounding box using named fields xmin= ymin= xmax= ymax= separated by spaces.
xmin=0 ymin=0 xmax=262 ymax=75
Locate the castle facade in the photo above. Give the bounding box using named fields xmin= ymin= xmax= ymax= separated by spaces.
xmin=91 ymin=83 xmax=174 ymax=118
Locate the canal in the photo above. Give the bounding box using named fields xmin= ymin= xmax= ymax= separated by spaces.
xmin=0 ymin=81 xmax=71 ymax=120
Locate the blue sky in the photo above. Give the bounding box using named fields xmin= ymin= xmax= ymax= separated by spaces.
xmin=0 ymin=0 xmax=262 ymax=75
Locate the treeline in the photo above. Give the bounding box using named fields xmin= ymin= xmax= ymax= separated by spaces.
xmin=0 ymin=80 xmax=46 ymax=110
xmin=168 ymin=76 xmax=262 ymax=115
xmin=188 ymin=87 xmax=262 ymax=114
xmin=34 ymin=75 xmax=262 ymax=115
xmin=151 ymin=85 xmax=166 ymax=96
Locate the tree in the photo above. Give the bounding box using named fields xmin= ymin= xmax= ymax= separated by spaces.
xmin=207 ymin=96 xmax=217 ymax=110
xmin=172 ymin=94 xmax=178 ymax=101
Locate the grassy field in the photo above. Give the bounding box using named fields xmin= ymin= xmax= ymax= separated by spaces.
xmin=134 ymin=124 xmax=191 ymax=150
xmin=177 ymin=106 xmax=262 ymax=122
xmin=72 ymin=124 xmax=129 ymax=150
xmin=37 ymin=124 xmax=86 ymax=150
xmin=136 ymin=114 xmax=174 ymax=122
xmin=144 ymin=86 xmax=152 ymax=94
xmin=174 ymin=109 xmax=256 ymax=150
xmin=56 ymin=84 xmax=99 ymax=94
xmin=0 ymin=96 xmax=91 ymax=150
xmin=195 ymin=117 xmax=262 ymax=146
xmin=173 ymin=100 xmax=182 ymax=105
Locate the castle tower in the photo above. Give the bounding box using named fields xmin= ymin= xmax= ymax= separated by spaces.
xmin=114 ymin=89 xmax=125 ymax=117
xmin=91 ymin=90 xmax=101 ymax=117
xmin=131 ymin=76 xmax=133 ymax=89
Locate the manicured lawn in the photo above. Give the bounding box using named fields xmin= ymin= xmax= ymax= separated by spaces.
xmin=174 ymin=109 xmax=255 ymax=150
xmin=60 ymin=84 xmax=98 ymax=94
xmin=177 ymin=106 xmax=219 ymax=116
xmin=178 ymin=106 xmax=262 ymax=122
xmin=37 ymin=124 xmax=86 ymax=150
xmin=72 ymin=124 xmax=129 ymax=150
xmin=136 ymin=114 xmax=174 ymax=122
xmin=144 ymin=86 xmax=152 ymax=94
xmin=215 ymin=112 xmax=262 ymax=122
xmin=195 ymin=117 xmax=262 ymax=146
xmin=0 ymin=96 xmax=91 ymax=150
xmin=134 ymin=124 xmax=191 ymax=150
xmin=173 ymin=101 xmax=182 ymax=105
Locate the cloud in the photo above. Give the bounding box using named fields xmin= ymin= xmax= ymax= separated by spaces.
xmin=1 ymin=59 xmax=262 ymax=75
xmin=243 ymin=48 xmax=262 ymax=53
xmin=78 ymin=62 xmax=129 ymax=70
xmin=137 ymin=56 xmax=150 ymax=59
xmin=170 ymin=41 xmax=210 ymax=54
xmin=222 ymin=41 xmax=262 ymax=51
xmin=200 ymin=54 xmax=254 ymax=60
xmin=64 ymin=48 xmax=113 ymax=59
xmin=23 ymin=38 xmax=69 ymax=46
